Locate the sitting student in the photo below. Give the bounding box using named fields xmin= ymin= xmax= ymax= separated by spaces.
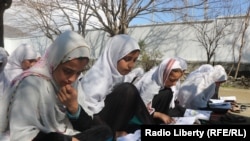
xmin=8 ymin=31 xmax=113 ymax=141
xmin=168 ymin=57 xmax=188 ymax=117
xmin=211 ymin=65 xmax=227 ymax=99
xmin=177 ymin=64 xmax=227 ymax=110
xmin=4 ymin=43 xmax=38 ymax=82
xmin=189 ymin=64 xmax=219 ymax=100
xmin=79 ymin=34 xmax=154 ymax=137
xmin=134 ymin=58 xmax=184 ymax=124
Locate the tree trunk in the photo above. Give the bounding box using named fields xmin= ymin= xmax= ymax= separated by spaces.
xmin=0 ymin=0 xmax=12 ymax=48
xmin=235 ymin=9 xmax=250 ymax=79
xmin=0 ymin=11 xmax=3 ymax=47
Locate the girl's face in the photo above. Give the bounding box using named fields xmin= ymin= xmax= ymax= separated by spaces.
xmin=53 ymin=58 xmax=89 ymax=87
xmin=21 ymin=59 xmax=37 ymax=70
xmin=117 ymin=50 xmax=140 ymax=75
xmin=164 ymin=70 xmax=183 ymax=88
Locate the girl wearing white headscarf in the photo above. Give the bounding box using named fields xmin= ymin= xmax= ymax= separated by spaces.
xmin=8 ymin=31 xmax=112 ymax=141
xmin=169 ymin=57 xmax=187 ymax=108
xmin=168 ymin=57 xmax=187 ymax=117
xmin=211 ymin=65 xmax=228 ymax=99
xmin=177 ymin=64 xmax=227 ymax=109
xmin=4 ymin=43 xmax=38 ymax=82
xmin=80 ymin=34 xmax=153 ymax=135
xmin=134 ymin=58 xmax=184 ymax=124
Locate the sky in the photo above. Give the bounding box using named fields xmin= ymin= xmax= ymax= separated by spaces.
xmin=130 ymin=0 xmax=250 ymax=26
xmin=4 ymin=0 xmax=250 ymax=33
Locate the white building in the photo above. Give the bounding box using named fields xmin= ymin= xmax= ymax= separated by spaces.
xmin=4 ymin=16 xmax=250 ymax=71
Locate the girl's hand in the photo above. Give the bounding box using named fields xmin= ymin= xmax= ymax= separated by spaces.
xmin=153 ymin=112 xmax=175 ymax=124
xmin=72 ymin=137 xmax=79 ymax=141
xmin=58 ymin=84 xmax=79 ymax=114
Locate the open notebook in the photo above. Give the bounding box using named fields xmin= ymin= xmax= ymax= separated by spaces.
xmin=219 ymin=96 xmax=237 ymax=102
xmin=168 ymin=117 xmax=200 ymax=125
xmin=167 ymin=109 xmax=212 ymax=125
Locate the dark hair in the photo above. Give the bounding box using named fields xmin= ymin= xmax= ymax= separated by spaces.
xmin=77 ymin=57 xmax=89 ymax=61
xmin=130 ymin=49 xmax=140 ymax=54
xmin=171 ymin=68 xmax=183 ymax=73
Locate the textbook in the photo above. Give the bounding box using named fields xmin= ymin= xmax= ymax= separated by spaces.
xmin=219 ymin=96 xmax=237 ymax=102
xmin=183 ymin=109 xmax=212 ymax=121
xmin=168 ymin=117 xmax=200 ymax=125
xmin=209 ymin=99 xmax=232 ymax=109
xmin=208 ymin=102 xmax=231 ymax=109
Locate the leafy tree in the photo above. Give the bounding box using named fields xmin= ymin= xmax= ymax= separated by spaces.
xmin=138 ymin=39 xmax=162 ymax=71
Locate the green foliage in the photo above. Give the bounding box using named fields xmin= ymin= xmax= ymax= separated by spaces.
xmin=138 ymin=39 xmax=163 ymax=71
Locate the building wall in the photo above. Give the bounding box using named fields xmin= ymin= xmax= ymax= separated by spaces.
xmin=4 ymin=36 xmax=51 ymax=56
xmin=4 ymin=17 xmax=250 ymax=65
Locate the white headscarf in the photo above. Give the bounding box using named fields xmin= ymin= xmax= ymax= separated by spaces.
xmin=134 ymin=58 xmax=182 ymax=113
xmin=0 ymin=48 xmax=10 ymax=133
xmin=186 ymin=64 xmax=214 ymax=80
xmin=177 ymin=64 xmax=227 ymax=109
xmin=8 ymin=31 xmax=90 ymax=141
xmin=124 ymin=67 xmax=145 ymax=83
xmin=80 ymin=34 xmax=140 ymax=115
xmin=212 ymin=65 xmax=227 ymax=82
xmin=174 ymin=57 xmax=187 ymax=71
xmin=170 ymin=57 xmax=187 ymax=108
xmin=4 ymin=43 xmax=38 ymax=82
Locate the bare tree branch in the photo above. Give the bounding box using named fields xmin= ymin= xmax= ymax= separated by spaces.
xmin=234 ymin=6 xmax=250 ymax=78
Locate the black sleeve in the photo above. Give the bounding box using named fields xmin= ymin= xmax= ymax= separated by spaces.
xmin=33 ymin=107 xmax=92 ymax=141
xmin=69 ymin=106 xmax=92 ymax=131
xmin=32 ymin=132 xmax=72 ymax=141
xmin=152 ymin=87 xmax=173 ymax=114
